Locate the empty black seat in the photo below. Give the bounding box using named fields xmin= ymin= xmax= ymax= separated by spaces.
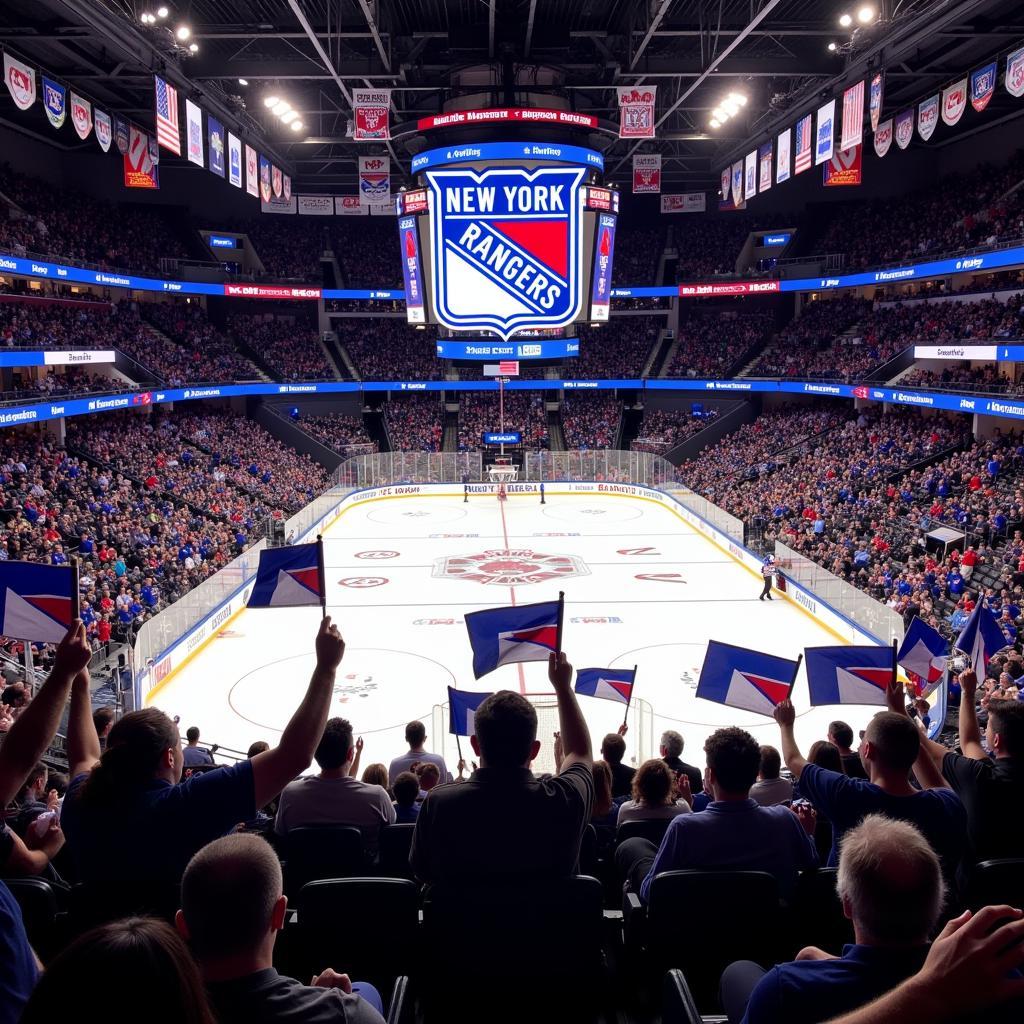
xmin=616 ymin=818 xmax=671 ymax=848
xmin=281 ymin=825 xmax=365 ymax=895
xmin=378 ymin=824 xmax=415 ymax=880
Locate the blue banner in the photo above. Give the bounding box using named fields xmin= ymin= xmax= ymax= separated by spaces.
xmin=435 ymin=338 xmax=580 ymax=360
xmin=397 ymin=216 xmax=425 ymax=323
xmin=484 ymin=432 xmax=522 ymax=445
xmin=208 ymin=235 xmax=238 ymax=249
xmin=762 ymin=233 xmax=791 ymax=246
xmin=411 ymin=141 xmax=604 ymax=174
xmin=590 ymin=214 xmax=616 ymax=320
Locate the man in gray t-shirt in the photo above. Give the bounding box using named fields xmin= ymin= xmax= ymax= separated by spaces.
xmin=387 ymin=720 xmax=452 ymax=786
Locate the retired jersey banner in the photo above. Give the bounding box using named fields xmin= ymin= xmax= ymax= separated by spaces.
xmin=42 ymin=77 xmax=65 ymax=129
xmin=841 ymin=80 xmax=865 ymax=151
xmin=815 ymin=99 xmax=835 ymax=165
xmin=124 ymin=126 xmax=158 ymax=189
xmin=632 ymin=153 xmax=661 ymax=193
xmin=895 ymin=107 xmax=914 ymax=149
xmin=227 ymin=132 xmax=242 ymax=187
xmin=336 ymin=196 xmax=367 ymax=216
xmin=185 ymin=99 xmax=204 ymax=167
xmin=660 ymin=192 xmax=705 ymax=214
xmin=732 ymin=160 xmax=744 ymax=202
xmin=208 ymin=116 xmax=226 ymax=177
xmin=259 ymin=154 xmax=272 ymax=202
xmin=744 ymin=150 xmax=757 ymax=200
xmin=1006 ymin=46 xmax=1024 ymax=99
xmin=245 ymin=144 xmax=258 ymax=197
xmin=823 ymin=146 xmax=862 ymax=187
xmin=758 ymin=142 xmax=772 ymax=193
xmin=617 ymin=86 xmax=657 ymax=138
xmin=352 ymin=87 xmax=391 ymax=140
xmin=94 ymin=109 xmax=112 ymax=152
xmin=359 ymin=155 xmax=390 ymax=204
xmin=70 ymin=92 xmax=92 ymax=140
xmin=271 ymin=164 xmax=282 ymax=198
xmin=283 ymin=174 xmax=291 ymax=202
xmin=794 ymin=114 xmax=813 ymax=174
xmin=869 ymin=72 xmax=884 ymax=132
xmin=114 ymin=116 xmax=129 ymax=155
xmin=917 ymin=94 xmax=939 ymax=140
xmin=971 ymin=62 xmax=997 ymax=112
xmin=874 ymin=118 xmax=893 ymax=158
xmin=4 ymin=54 xmax=35 ymax=110
xmin=720 ymin=167 xmax=731 ymax=203
xmin=776 ymin=127 xmax=791 ymax=183
xmin=942 ymin=78 xmax=967 ymax=126
xmin=423 ymin=164 xmax=587 ymax=339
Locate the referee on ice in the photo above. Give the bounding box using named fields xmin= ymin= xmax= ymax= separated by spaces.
xmin=759 ymin=554 xmax=777 ymax=601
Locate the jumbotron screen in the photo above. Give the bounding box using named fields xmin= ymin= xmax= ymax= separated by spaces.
xmin=397 ymin=146 xmax=618 ymax=341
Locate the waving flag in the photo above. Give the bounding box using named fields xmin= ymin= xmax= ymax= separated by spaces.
xmin=805 ymin=645 xmax=895 ymax=706
xmin=696 ymin=640 xmax=800 ymax=716
xmin=0 ymin=561 xmax=78 ymax=643
xmin=247 ymin=540 xmax=324 ymax=609
xmin=448 ymin=687 xmax=493 ymax=736
xmin=897 ymin=618 xmax=947 ymax=695
xmin=575 ymin=666 xmax=635 ymax=706
xmin=464 ymin=596 xmax=563 ymax=679
xmin=955 ymin=601 xmax=1006 ymax=676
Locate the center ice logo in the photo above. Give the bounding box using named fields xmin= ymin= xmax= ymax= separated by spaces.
xmin=433 ymin=548 xmax=590 ymax=586
xmin=425 ymin=165 xmax=586 ymax=339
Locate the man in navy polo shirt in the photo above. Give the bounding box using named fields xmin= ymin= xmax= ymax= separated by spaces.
xmin=720 ymin=815 xmax=943 ymax=1024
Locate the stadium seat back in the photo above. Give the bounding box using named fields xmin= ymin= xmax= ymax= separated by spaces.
xmin=378 ymin=824 xmax=415 ymax=879
xmin=789 ymin=868 xmax=852 ymax=956
xmin=3 ymin=877 xmax=58 ymax=958
xmin=617 ymin=818 xmax=671 ymax=847
xmin=967 ymin=858 xmax=1024 ymax=911
xmin=578 ymin=823 xmax=600 ymax=877
xmin=663 ymin=968 xmax=703 ymax=1024
xmin=281 ymin=825 xmax=365 ymax=894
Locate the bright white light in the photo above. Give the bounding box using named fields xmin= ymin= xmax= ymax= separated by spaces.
xmin=730 ymin=92 xmax=748 ymax=106
xmin=722 ymin=99 xmax=739 ymax=116
xmin=290 ymin=121 xmax=303 ymax=132
xmin=272 ymin=100 xmax=291 ymax=116
xmin=188 ymin=42 xmax=198 ymax=53
xmin=828 ymin=41 xmax=838 ymax=51
xmin=140 ymin=13 xmax=153 ymax=23
xmin=280 ymin=110 xmax=298 ymax=124
xmin=264 ymin=96 xmax=279 ymax=108
xmin=857 ymin=5 xmax=875 ymax=22
xmin=175 ymin=24 xmax=190 ymax=41
xmin=839 ymin=13 xmax=852 ymax=27
xmin=709 ymin=118 xmax=721 ymax=129
xmin=238 ymin=78 xmax=248 ymax=86
xmin=157 ymin=6 xmax=169 ymax=17
xmin=712 ymin=107 xmax=725 ymax=121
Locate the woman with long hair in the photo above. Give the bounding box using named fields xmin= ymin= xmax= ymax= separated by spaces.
xmin=616 ymin=759 xmax=692 ymax=826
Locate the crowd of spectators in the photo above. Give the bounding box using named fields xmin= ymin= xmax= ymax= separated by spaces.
xmin=332 ymin=220 xmax=403 ymax=289
xmin=293 ymin=413 xmax=376 ymax=455
xmin=631 ymin=406 xmax=721 ymax=453
xmin=140 ymin=303 xmax=259 ymax=383
xmin=227 ymin=314 xmax=333 ymax=381
xmin=900 ymin=364 xmax=1024 ymax=395
xmin=228 ymin=218 xmax=327 ymax=281
xmin=674 ymin=214 xmax=781 ymax=279
xmin=666 ymin=311 xmax=773 ymax=378
xmin=612 ymin=226 xmax=664 ymax=286
xmin=335 ymin=319 xmax=439 ymax=380
xmin=458 ymin=392 xmax=548 ymax=450
xmin=560 ymin=394 xmax=621 ymax=450
xmin=573 ymin=316 xmax=664 ymax=378
xmin=384 ymin=395 xmax=444 ymax=452
xmin=2 ymin=368 xmax=120 ymax=403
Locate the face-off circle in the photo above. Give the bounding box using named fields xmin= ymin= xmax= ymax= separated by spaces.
xmin=433 ymin=548 xmax=590 ymax=586
xmin=541 ymin=503 xmax=645 ymax=524
xmin=338 ymin=576 xmax=389 ymax=588
xmin=355 ymin=550 xmax=400 ymax=559
xmin=366 ymin=504 xmax=468 ymax=526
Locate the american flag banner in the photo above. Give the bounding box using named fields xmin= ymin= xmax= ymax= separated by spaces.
xmin=794 ymin=114 xmax=812 ymax=174
xmin=841 ymin=80 xmax=865 ymax=152
xmin=154 ymin=76 xmax=180 ymax=154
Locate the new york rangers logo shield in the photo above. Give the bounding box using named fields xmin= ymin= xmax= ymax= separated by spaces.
xmin=425 ymin=165 xmax=586 ymax=340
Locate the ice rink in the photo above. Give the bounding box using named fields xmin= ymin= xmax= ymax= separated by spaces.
xmin=148 ymin=490 xmax=880 ymax=773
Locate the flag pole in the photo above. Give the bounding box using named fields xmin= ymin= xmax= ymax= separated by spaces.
xmin=555 ymin=591 xmax=565 ymax=654
xmin=891 ymin=637 xmax=900 ymax=701
xmin=622 ymin=664 xmax=638 ymax=729
xmin=70 ymin=556 xmax=80 ymax=623
xmin=316 ymin=535 xmax=327 ymax=615
xmin=786 ymin=653 xmax=803 ymax=698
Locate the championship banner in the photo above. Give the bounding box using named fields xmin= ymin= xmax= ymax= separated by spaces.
xmin=917 ymin=94 xmax=939 ymax=140
xmin=794 ymin=114 xmax=813 ymax=174
xmin=359 ymin=155 xmax=390 ymax=204
xmin=260 ymin=195 xmax=296 ymax=215
xmin=283 ymin=174 xmax=291 ymax=202
xmin=259 ymin=154 xmax=271 ymax=202
xmin=815 ymin=99 xmax=835 ymax=165
xmin=297 ymin=195 xmax=335 ymax=216
xmin=617 ymin=86 xmax=657 ymax=138
xmin=227 ymin=132 xmax=242 ymax=187
xmin=776 ymin=127 xmax=791 ymax=183
xmin=895 ymin=107 xmax=914 ymax=149
xmin=971 ymin=62 xmax=997 ymax=112
xmin=94 ymin=109 xmax=112 ymax=152
xmin=632 ymin=153 xmax=661 ymax=194
xmin=245 ymin=144 xmax=258 ymax=197
xmin=41 ymin=77 xmax=65 ymax=129
xmin=114 ymin=116 xmax=129 ymax=155
xmin=271 ymin=164 xmax=282 ymax=198
xmin=823 ymin=146 xmax=862 ymax=186
xmin=70 ymin=92 xmax=92 ymax=140
xmin=1006 ymin=46 xmax=1024 ymax=99
xmin=869 ymin=72 xmax=884 ymax=132
xmin=208 ymin=116 xmax=226 ymax=177
xmin=758 ymin=142 xmax=772 ymax=193
xmin=336 ymin=196 xmax=368 ymax=215
xmin=660 ymin=192 xmax=705 ymax=214
xmin=941 ymin=78 xmax=967 ymax=126
xmin=874 ymin=118 xmax=893 ymax=158
xmin=4 ymin=54 xmax=35 ymax=111
xmin=153 ymin=76 xmax=180 ymax=155
xmin=352 ymin=87 xmax=391 ymax=141
xmin=731 ymin=160 xmax=743 ymax=202
xmin=720 ymin=167 xmax=731 ymax=203
xmin=185 ymin=99 xmax=204 ymax=167
xmin=841 ymin=80 xmax=864 ymax=151
xmin=124 ymin=126 xmax=158 ymax=189
xmin=744 ymin=150 xmax=756 ymax=200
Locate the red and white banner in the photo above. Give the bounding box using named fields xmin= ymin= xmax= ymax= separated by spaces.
xmin=941 ymin=78 xmax=967 ymax=126
xmin=224 ymin=284 xmax=320 ymax=300
xmin=271 ymin=165 xmax=282 ymax=198
xmin=417 ymin=108 xmax=597 ymax=131
xmin=283 ymin=174 xmax=291 ymax=202
xmin=70 ymin=92 xmax=92 ymax=140
xmin=632 ymin=153 xmax=661 ymax=193
xmin=918 ymin=94 xmax=939 ymax=141
xmin=154 ymin=76 xmax=180 ymax=155
xmin=720 ymin=168 xmax=731 ymax=203
xmin=841 ymin=80 xmax=865 ymax=151
xmin=3 ymin=53 xmax=35 ymax=110
xmin=186 ymin=99 xmax=204 ymax=167
xmin=823 ymin=146 xmax=862 ymax=187
xmin=1006 ymin=46 xmax=1024 ymax=99
xmin=94 ymin=110 xmax=112 ymax=153
xmin=358 ymin=155 xmax=390 ymax=205
xmin=873 ymin=119 xmax=893 ymax=158
xmin=245 ymin=144 xmax=258 ymax=197
xmin=617 ymin=86 xmax=657 ymax=138
xmin=336 ymin=196 xmax=368 ymax=216
xmin=352 ymin=88 xmax=390 ymax=141
xmin=124 ymin=126 xmax=158 ymax=189
xmin=660 ymin=192 xmax=705 ymax=214
xmin=794 ymin=114 xmax=813 ymax=174
xmin=679 ymin=280 xmax=780 ymax=297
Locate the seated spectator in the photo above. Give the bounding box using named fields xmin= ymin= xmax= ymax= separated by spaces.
xmin=183 ymin=726 xmax=214 ymax=768
xmin=176 ymin=834 xmax=385 ymax=1024
xmin=590 ymin=760 xmax=618 ymax=830
xmin=720 ymin=815 xmax=944 ymax=1024
xmin=20 ymin=917 xmax=217 ymax=1024
xmin=829 ymin=720 xmax=868 ymax=779
xmin=414 ymin=761 xmax=440 ymax=801
xmin=616 ymin=726 xmax=818 ymax=903
xmin=387 ymin=719 xmax=451 ymax=786
xmin=411 ymin=652 xmax=594 ymax=884
xmin=659 ymin=728 xmax=703 ymax=795
xmin=274 ymin=718 xmax=395 ymax=858
xmin=61 ymin=617 xmax=345 ymax=885
xmin=361 ymin=763 xmax=389 ymax=790
xmin=749 ymin=745 xmax=793 ymax=806
xmin=392 ymin=771 xmax=420 ymax=824
xmin=616 ymin=759 xmax=692 ymax=825
xmin=600 ymin=724 xmax=635 ymax=799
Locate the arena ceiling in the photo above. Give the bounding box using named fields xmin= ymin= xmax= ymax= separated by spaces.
xmin=1 ymin=0 xmax=1023 ymax=192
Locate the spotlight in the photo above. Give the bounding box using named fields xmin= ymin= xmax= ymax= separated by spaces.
xmin=709 ymin=118 xmax=721 ymax=129
xmin=188 ymin=42 xmax=199 ymax=53
xmin=157 ymin=5 xmax=169 ymax=17
xmin=857 ymin=5 xmax=875 ymax=23
xmin=280 ymin=110 xmax=298 ymax=124
xmin=729 ymin=92 xmax=747 ymax=106
xmin=828 ymin=41 xmax=837 ymax=51
xmin=712 ymin=107 xmax=725 ymax=121
xmin=264 ymin=96 xmax=279 ymax=108
xmin=839 ymin=13 xmax=852 ymax=27
xmin=238 ymin=78 xmax=248 ymax=86
xmin=140 ymin=12 xmax=153 ymax=24
xmin=271 ymin=100 xmax=291 ymax=116
xmin=176 ymin=24 xmax=191 ymax=41
xmin=722 ymin=99 xmax=739 ymax=116
xmin=290 ymin=121 xmax=303 ymax=132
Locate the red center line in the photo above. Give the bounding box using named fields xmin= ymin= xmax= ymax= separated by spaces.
xmin=497 ymin=492 xmax=528 ymax=694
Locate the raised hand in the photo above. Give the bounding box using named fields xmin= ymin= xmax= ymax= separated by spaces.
xmin=548 ymin=650 xmax=573 ymax=690
xmin=315 ymin=615 xmax=345 ymax=671
xmin=773 ymin=698 xmax=796 ymax=728
xmin=54 ymin=620 xmax=91 ymax=677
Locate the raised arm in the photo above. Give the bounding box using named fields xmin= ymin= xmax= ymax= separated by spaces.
xmin=548 ymin=652 xmax=592 ymax=771
xmin=347 ymin=736 xmax=364 ymax=779
xmin=885 ymin=676 xmax=948 ymax=791
xmin=250 ymin=616 xmax=344 ymax=809
xmin=955 ymin=670 xmax=988 ymax=761
xmin=0 ymin=622 xmax=91 ymax=806
xmin=67 ymin=666 xmax=102 ymax=780
xmin=773 ymin=699 xmax=807 ymax=779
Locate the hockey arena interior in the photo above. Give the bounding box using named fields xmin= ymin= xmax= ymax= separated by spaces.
xmin=3 ymin=1 xmax=1024 ymax=1022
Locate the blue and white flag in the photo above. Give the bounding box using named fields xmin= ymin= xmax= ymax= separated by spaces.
xmin=805 ymin=645 xmax=895 ymax=706
xmin=575 ymin=666 xmax=635 ymax=706
xmin=464 ymin=597 xmax=562 ymax=679
xmin=696 ymin=640 xmax=799 ymax=716
xmin=448 ymin=687 xmax=492 ymax=736
xmin=955 ymin=601 xmax=1007 ymax=676
xmin=208 ymin=116 xmax=225 ymax=177
xmin=247 ymin=541 xmax=323 ymax=609
xmin=42 ymin=77 xmax=65 ymax=129
xmin=0 ymin=560 xmax=77 ymax=643
xmin=897 ymin=618 xmax=947 ymax=693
